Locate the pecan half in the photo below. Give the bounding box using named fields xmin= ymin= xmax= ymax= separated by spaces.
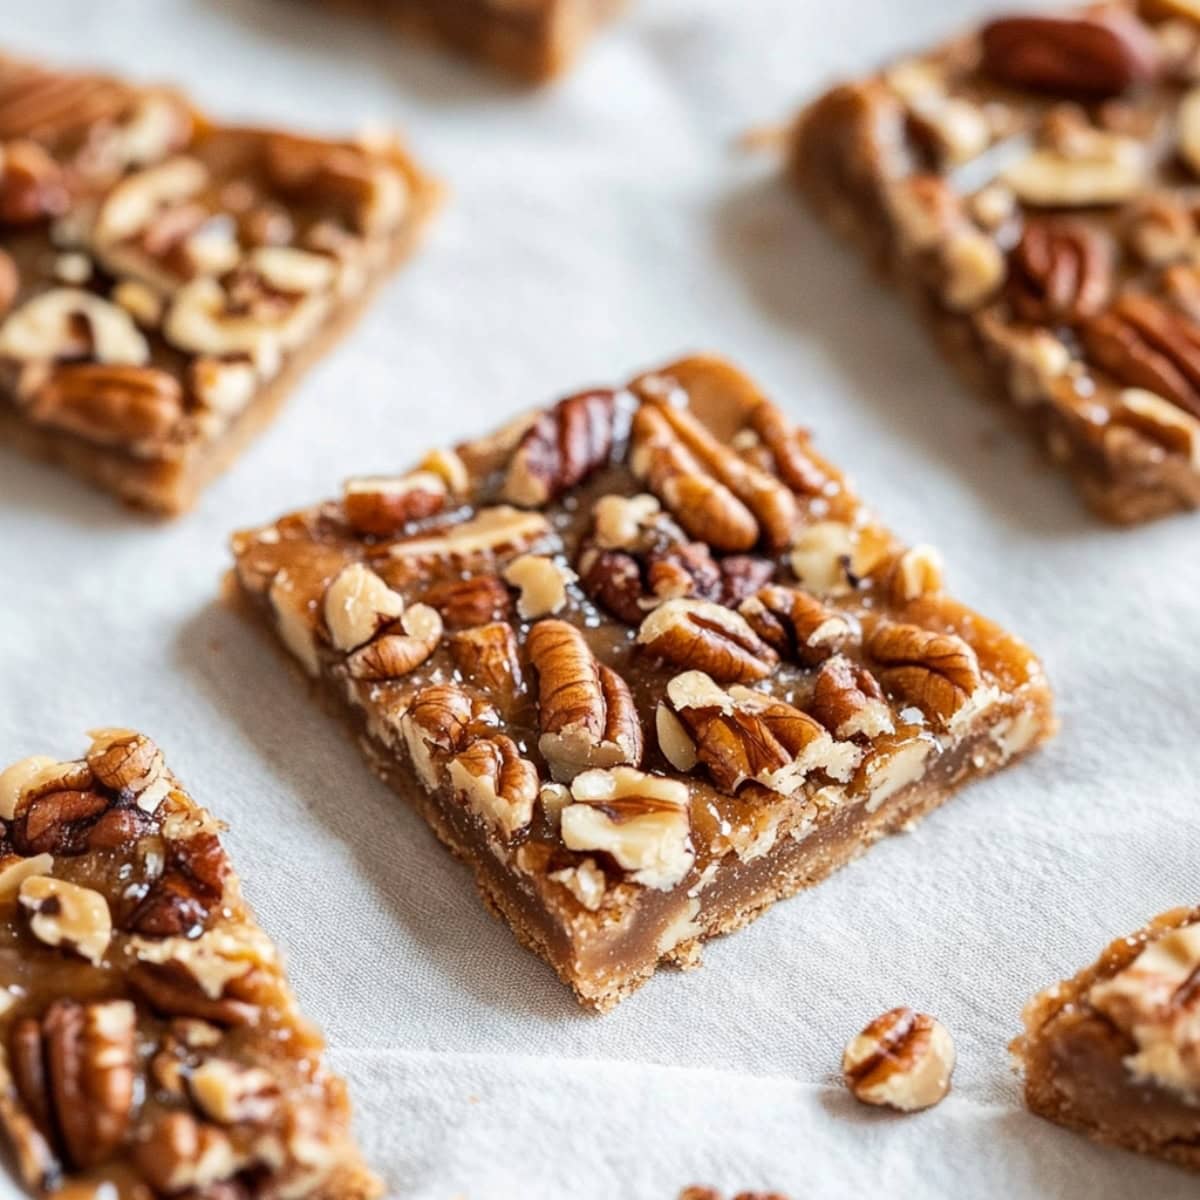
xmin=345 ymin=603 xmax=443 ymax=679
xmin=578 ymin=548 xmax=646 ymax=624
xmin=502 ymin=390 xmax=617 ymax=507
xmin=631 ymin=399 xmax=796 ymax=551
xmin=421 ymin=574 xmax=512 ymax=629
xmin=26 ymin=364 xmax=183 ymax=447
xmin=636 ymin=598 xmax=778 ymax=684
xmin=867 ymin=624 xmax=983 ymax=728
xmin=1083 ymin=293 xmax=1200 ymax=418
xmin=449 ymin=622 xmax=524 ymax=699
xmin=809 ymin=656 xmax=895 ymax=740
xmin=1007 ymin=219 xmax=1112 ymax=325
xmin=389 ymin=506 xmax=552 ymax=566
xmin=10 ymin=999 xmax=136 ymax=1171
xmin=739 ymin=584 xmax=851 ymax=667
xmin=86 ymin=730 xmax=164 ymax=794
xmin=12 ymin=788 xmax=109 ymax=856
xmin=665 ymin=671 xmax=861 ymax=794
xmin=526 ymin=619 xmax=643 ymax=781
xmin=400 ymin=683 xmax=499 ymax=790
xmin=746 ymin=399 xmax=829 ymax=496
xmin=980 ymin=13 xmax=1160 ymax=98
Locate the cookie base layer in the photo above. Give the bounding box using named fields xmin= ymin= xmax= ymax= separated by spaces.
xmin=1013 ymin=907 xmax=1200 ymax=1172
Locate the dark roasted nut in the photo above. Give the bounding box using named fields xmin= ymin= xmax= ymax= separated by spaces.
xmin=867 ymin=624 xmax=984 ymax=727
xmin=526 ymin=619 xmax=643 ymax=781
xmin=126 ymin=832 xmax=229 ymax=938
xmin=739 ymin=584 xmax=851 ymax=666
xmin=1007 ymin=219 xmax=1113 ymax=325
xmin=665 ymin=671 xmax=861 ymax=793
xmin=842 ymin=1007 xmax=956 ymax=1112
xmin=10 ymin=999 xmax=136 ymax=1171
xmin=0 ymin=140 xmax=70 ymax=224
xmin=1083 ymin=292 xmax=1200 ymax=418
xmin=636 ymin=598 xmax=778 ymax=684
xmin=578 ymin=548 xmax=645 ymax=624
xmin=718 ymin=556 xmax=777 ymax=607
xmin=809 ymin=656 xmax=895 ymax=740
xmin=502 ymin=390 xmax=617 ymax=507
xmin=12 ymin=789 xmax=109 ymax=856
xmin=980 ymin=13 xmax=1160 ymax=98
xmin=421 ymin=575 xmax=512 ymax=629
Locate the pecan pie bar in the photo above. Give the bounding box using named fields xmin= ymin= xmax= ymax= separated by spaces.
xmin=321 ymin=0 xmax=626 ymax=82
xmin=230 ymin=354 xmax=1055 ymax=1011
xmin=1013 ymin=907 xmax=1200 ymax=1170
xmin=0 ymin=730 xmax=380 ymax=1198
xmin=790 ymin=1 xmax=1200 ymax=524
xmin=0 ymin=53 xmax=438 ymax=514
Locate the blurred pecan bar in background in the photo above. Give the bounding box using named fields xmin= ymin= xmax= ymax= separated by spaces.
xmin=321 ymin=0 xmax=626 ymax=82
xmin=0 ymin=55 xmax=438 ymax=514
xmin=790 ymin=2 xmax=1200 ymax=524
xmin=0 ymin=731 xmax=380 ymax=1197
xmin=1013 ymin=907 xmax=1200 ymax=1171
xmin=231 ymin=354 xmax=1055 ymax=1010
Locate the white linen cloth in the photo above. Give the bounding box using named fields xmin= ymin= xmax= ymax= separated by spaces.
xmin=0 ymin=1 xmax=1196 ymax=1196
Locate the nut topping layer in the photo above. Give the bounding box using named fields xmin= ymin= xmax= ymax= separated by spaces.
xmin=0 ymin=732 xmax=381 ymax=1197
xmin=232 ymin=354 xmax=1053 ymax=1008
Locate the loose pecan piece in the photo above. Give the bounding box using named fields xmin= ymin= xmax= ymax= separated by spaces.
xmin=1007 ymin=219 xmax=1112 ymax=325
xmin=809 ymin=656 xmax=895 ymax=740
xmin=664 ymin=671 xmax=861 ymax=794
xmin=980 ymin=13 xmax=1160 ymax=98
xmin=502 ymin=389 xmax=617 ymax=507
xmin=636 ymin=598 xmax=778 ymax=684
xmin=526 ymin=619 xmax=643 ymax=781
xmin=26 ymin=364 xmax=183 ymax=447
xmin=1083 ymin=293 xmax=1200 ymax=418
xmin=867 ymin=624 xmax=983 ymax=728
xmin=739 ymin=584 xmax=851 ymax=667
xmin=9 ymin=999 xmax=136 ymax=1172
xmin=421 ymin=574 xmax=512 ymax=629
xmin=843 ymin=1007 xmax=956 ymax=1112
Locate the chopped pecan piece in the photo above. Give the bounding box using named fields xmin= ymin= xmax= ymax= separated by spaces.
xmin=867 ymin=624 xmax=984 ymax=728
xmin=559 ymin=767 xmax=694 ymax=891
xmin=503 ymin=553 xmax=574 ymax=619
xmin=809 ymin=656 xmax=895 ymax=740
xmin=739 ymin=584 xmax=851 ymax=666
xmin=888 ymin=545 xmax=944 ymax=606
xmin=19 ymin=876 xmax=113 ymax=965
xmin=421 ymin=574 xmax=512 ymax=629
xmin=1083 ymin=293 xmax=1200 ymax=418
xmin=400 ymin=683 xmax=498 ymax=789
xmin=1007 ymin=219 xmax=1112 ymax=325
xmin=980 ymin=13 xmax=1160 ymax=98
xmin=636 ymin=598 xmax=778 ymax=684
xmin=526 ymin=619 xmax=643 ymax=781
xmin=578 ymin=548 xmax=646 ymax=624
xmin=446 ymin=733 xmax=539 ymax=839
xmin=344 ymin=603 xmax=443 ymax=679
xmin=389 ymin=506 xmax=552 ymax=565
xmin=128 ymin=963 xmax=259 ymax=1027
xmin=323 ymin=562 xmax=406 ymax=653
xmin=449 ymin=622 xmax=524 ymax=699
xmin=665 ymin=671 xmax=861 ymax=794
xmin=502 ymin=389 xmax=617 ymax=507
xmin=12 ymin=788 xmax=109 ymax=857
xmin=133 ymin=1110 xmax=241 ymax=1195
xmin=125 ymin=831 xmax=229 ymax=938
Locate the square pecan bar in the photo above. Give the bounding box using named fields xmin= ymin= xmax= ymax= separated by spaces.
xmin=790 ymin=2 xmax=1200 ymax=524
xmin=324 ymin=0 xmax=626 ymax=82
xmin=0 ymin=730 xmax=380 ymax=1197
xmin=0 ymin=53 xmax=438 ymax=514
xmin=1013 ymin=907 xmax=1200 ymax=1171
xmin=231 ymin=354 xmax=1055 ymax=1011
